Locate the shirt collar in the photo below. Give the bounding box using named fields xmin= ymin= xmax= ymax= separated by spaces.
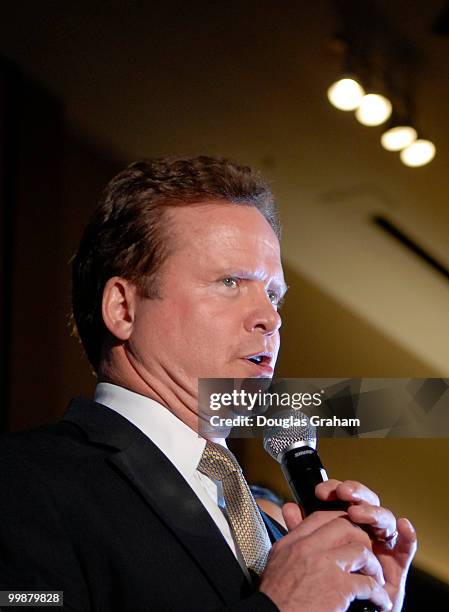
xmin=94 ymin=382 xmax=207 ymax=478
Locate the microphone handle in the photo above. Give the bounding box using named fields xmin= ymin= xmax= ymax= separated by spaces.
xmin=281 ymin=446 xmax=378 ymax=612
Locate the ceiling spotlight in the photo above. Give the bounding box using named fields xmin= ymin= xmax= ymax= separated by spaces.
xmin=400 ymin=139 xmax=436 ymax=167
xmin=355 ymin=93 xmax=392 ymax=126
xmin=381 ymin=125 xmax=417 ymax=151
xmin=327 ymin=77 xmax=365 ymax=111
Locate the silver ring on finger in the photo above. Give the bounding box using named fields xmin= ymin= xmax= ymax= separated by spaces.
xmin=377 ymin=529 xmax=398 ymax=548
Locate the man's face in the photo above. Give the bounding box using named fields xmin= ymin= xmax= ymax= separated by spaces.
xmin=125 ymin=201 xmax=286 ymax=399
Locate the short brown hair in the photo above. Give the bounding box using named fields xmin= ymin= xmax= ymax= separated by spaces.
xmin=71 ymin=156 xmax=280 ymax=371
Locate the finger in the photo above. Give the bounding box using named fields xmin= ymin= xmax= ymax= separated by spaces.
xmin=316 ymin=479 xmax=380 ymax=506
xmin=348 ymin=573 xmax=393 ymax=611
xmin=332 ymin=543 xmax=385 ymax=586
xmin=295 ymin=515 xmax=373 ymax=556
xmin=295 ymin=509 xmax=349 ymax=536
xmin=395 ymin=517 xmax=418 ymax=559
xmin=314 ymin=478 xmax=342 ymax=501
xmin=282 ymin=503 xmax=303 ymax=531
xmin=347 ymin=503 xmax=397 ymax=543
xmin=397 ymin=518 xmax=417 ymax=546
xmin=275 ymin=512 xmax=368 ymax=557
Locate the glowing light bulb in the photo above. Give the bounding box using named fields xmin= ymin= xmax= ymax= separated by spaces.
xmin=381 ymin=126 xmax=417 ymax=151
xmin=355 ymin=94 xmax=392 ymax=126
xmin=327 ymin=78 xmax=365 ymax=111
xmin=400 ymin=139 xmax=436 ymax=167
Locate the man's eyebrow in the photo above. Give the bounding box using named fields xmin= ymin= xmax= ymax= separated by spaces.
xmin=246 ymin=273 xmax=289 ymax=297
xmin=272 ymin=281 xmax=289 ymax=301
xmin=278 ymin=282 xmax=289 ymax=298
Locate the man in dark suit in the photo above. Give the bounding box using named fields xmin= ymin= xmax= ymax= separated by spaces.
xmin=0 ymin=157 xmax=416 ymax=611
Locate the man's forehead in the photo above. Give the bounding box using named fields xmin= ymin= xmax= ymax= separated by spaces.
xmin=166 ymin=204 xmax=286 ymax=291
xmin=168 ymin=201 xmax=280 ymax=249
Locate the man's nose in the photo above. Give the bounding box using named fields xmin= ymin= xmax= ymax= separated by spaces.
xmin=243 ymin=287 xmax=282 ymax=336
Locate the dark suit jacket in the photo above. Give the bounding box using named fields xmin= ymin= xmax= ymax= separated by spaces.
xmin=0 ymin=397 xmax=283 ymax=611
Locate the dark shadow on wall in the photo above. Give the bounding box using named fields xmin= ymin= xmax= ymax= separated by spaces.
xmin=0 ymin=57 xmax=123 ymax=432
xmin=404 ymin=566 xmax=449 ymax=610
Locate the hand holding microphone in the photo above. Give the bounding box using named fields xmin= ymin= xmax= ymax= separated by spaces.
xmin=258 ymin=411 xmax=417 ymax=612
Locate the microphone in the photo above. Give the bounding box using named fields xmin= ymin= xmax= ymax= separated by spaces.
xmin=263 ymin=411 xmax=378 ymax=612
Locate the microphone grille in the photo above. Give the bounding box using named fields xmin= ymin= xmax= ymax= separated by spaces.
xmin=263 ymin=410 xmax=316 ymax=461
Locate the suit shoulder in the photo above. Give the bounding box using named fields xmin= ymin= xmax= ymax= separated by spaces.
xmin=0 ymin=419 xmax=103 ymax=472
xmin=1 ymin=420 xmax=83 ymax=452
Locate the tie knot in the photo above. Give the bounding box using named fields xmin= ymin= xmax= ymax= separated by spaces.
xmin=198 ymin=441 xmax=241 ymax=481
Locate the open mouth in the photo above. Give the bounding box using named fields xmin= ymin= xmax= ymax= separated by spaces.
xmin=245 ymin=354 xmax=271 ymax=366
xmin=248 ymin=355 xmax=263 ymax=364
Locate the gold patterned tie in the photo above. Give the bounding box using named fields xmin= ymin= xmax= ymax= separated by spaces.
xmin=197 ymin=441 xmax=271 ymax=576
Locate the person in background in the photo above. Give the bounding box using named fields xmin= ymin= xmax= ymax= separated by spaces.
xmin=250 ymin=485 xmax=287 ymax=529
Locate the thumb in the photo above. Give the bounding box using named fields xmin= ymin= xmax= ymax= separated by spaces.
xmin=282 ymin=502 xmax=303 ymax=531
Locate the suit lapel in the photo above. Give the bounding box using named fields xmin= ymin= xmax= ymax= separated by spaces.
xmin=63 ymin=398 xmax=253 ymax=605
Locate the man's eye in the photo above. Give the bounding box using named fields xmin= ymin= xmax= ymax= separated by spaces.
xmin=267 ymin=290 xmax=282 ymax=306
xmin=267 ymin=290 xmax=277 ymax=304
xmin=222 ymin=277 xmax=239 ymax=288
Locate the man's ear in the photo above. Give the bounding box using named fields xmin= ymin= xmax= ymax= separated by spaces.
xmin=102 ymin=277 xmax=136 ymax=341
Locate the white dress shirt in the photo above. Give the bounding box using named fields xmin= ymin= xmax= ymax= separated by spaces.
xmin=94 ymin=382 xmax=247 ymax=570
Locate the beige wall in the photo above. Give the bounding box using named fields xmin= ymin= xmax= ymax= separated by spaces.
xmin=276 ymin=263 xmax=439 ymax=378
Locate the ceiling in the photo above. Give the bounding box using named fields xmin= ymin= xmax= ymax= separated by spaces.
xmin=1 ymin=0 xmax=448 ymax=371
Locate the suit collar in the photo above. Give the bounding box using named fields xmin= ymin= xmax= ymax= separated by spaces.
xmin=94 ymin=382 xmax=208 ymax=480
xmin=62 ymin=397 xmax=256 ymax=604
xmin=63 ymin=396 xmax=138 ymax=450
